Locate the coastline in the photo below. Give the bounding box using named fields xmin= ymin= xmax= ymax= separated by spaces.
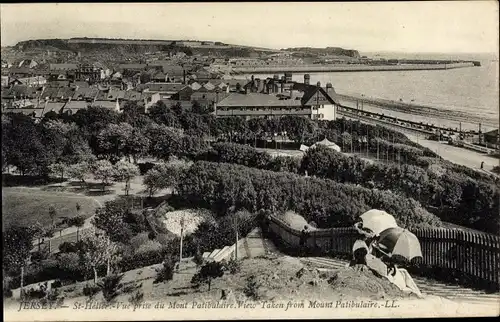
xmin=337 ymin=93 xmax=498 ymax=132
xmin=230 ymin=62 xmax=476 ymax=74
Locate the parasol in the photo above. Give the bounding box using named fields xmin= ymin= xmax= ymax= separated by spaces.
xmin=375 ymin=227 xmax=422 ymax=261
xmin=359 ymin=209 xmax=398 ymax=236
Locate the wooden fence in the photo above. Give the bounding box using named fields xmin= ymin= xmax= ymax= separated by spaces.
xmin=268 ymin=215 xmax=500 ymax=290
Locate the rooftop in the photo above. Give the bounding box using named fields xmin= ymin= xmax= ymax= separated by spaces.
xmin=217 ymin=92 xmax=304 ymax=107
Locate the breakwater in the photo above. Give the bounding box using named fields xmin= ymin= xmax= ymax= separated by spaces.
xmin=231 ymin=62 xmax=476 ymax=74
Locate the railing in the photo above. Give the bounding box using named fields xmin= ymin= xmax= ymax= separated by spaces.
xmin=267 ymin=215 xmax=500 ymax=290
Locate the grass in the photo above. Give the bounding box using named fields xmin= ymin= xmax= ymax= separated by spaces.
xmin=2 ymin=187 xmax=101 ymax=230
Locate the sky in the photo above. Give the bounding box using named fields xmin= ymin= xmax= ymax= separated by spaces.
xmin=1 ymin=2 xmax=498 ymax=54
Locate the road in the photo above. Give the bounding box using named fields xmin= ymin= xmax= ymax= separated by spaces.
xmin=405 ymin=134 xmax=499 ymax=173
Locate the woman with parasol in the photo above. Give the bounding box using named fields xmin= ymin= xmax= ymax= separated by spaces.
xmin=350 ymin=209 xmax=398 ymax=265
xmin=372 ymin=227 xmax=424 ymax=298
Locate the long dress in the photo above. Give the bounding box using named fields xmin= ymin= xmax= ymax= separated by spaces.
xmin=386 ymin=267 xmax=423 ymax=298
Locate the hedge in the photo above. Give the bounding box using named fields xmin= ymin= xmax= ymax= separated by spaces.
xmin=178 ymin=161 xmax=441 ymax=230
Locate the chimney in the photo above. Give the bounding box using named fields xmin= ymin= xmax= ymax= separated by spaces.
xmin=304 ymin=74 xmax=310 ymax=85
xmin=317 ymin=81 xmax=321 ymax=88
xmin=326 ymin=82 xmax=333 ymax=94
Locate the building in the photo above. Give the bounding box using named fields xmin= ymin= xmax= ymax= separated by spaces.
xmin=215 ymin=74 xmax=338 ymax=120
xmin=50 ymin=63 xmax=78 ymax=73
xmin=75 ymin=64 xmax=101 ymax=82
xmin=136 ymin=82 xmax=189 ymax=100
xmin=11 ymin=76 xmax=47 ymax=87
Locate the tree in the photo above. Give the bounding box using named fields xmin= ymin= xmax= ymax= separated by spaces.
xmin=341 ymin=132 xmax=352 ymax=152
xmin=113 ymin=160 xmax=140 ymax=196
xmin=97 ymin=123 xmax=133 ymax=160
xmin=68 ymin=215 xmax=86 ymax=242
xmin=153 ymin=256 xmax=175 ymax=284
xmin=124 ymin=128 xmax=150 ymax=163
xmin=2 ymin=113 xmax=51 ymax=176
xmin=67 ymin=162 xmax=92 ymax=187
xmin=79 ymin=228 xmax=120 ymax=284
xmin=92 ymin=199 xmax=135 ymax=242
xmin=139 ymin=72 xmax=151 ymax=84
xmin=146 ymin=124 xmax=184 ymax=160
xmin=48 ymin=163 xmax=67 ymax=182
xmin=3 ymin=226 xmax=37 ymax=298
xmin=143 ymin=161 xmax=186 ymax=197
xmin=92 ymin=160 xmax=117 ymax=191
xmin=143 ymin=168 xmax=163 ymax=197
xmin=191 ymin=261 xmax=224 ymax=291
xmin=98 ymin=274 xmax=124 ymax=303
xmin=48 ymin=206 xmax=58 ymax=227
xmin=243 ymin=275 xmax=261 ymax=300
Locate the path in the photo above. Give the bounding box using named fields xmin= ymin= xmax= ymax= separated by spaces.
xmin=32 ymin=175 xmax=158 ymax=253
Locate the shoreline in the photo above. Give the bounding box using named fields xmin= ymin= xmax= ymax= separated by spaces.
xmin=230 ymin=62 xmax=476 ymax=74
xmin=337 ymin=93 xmax=498 ymax=132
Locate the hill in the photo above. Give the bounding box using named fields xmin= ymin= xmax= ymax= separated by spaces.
xmin=12 ymin=38 xmax=280 ymax=58
xmin=283 ymin=47 xmax=361 ymax=58
xmin=12 ymin=38 xmax=360 ymax=58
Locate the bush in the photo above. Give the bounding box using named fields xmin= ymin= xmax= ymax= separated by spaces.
xmin=154 ymin=256 xmax=175 ymax=284
xmin=82 ymin=283 xmax=100 ymax=299
xmin=243 ymin=275 xmax=261 ymax=300
xmin=56 ymin=252 xmax=86 ymax=281
xmin=58 ymin=241 xmax=80 ymax=253
xmin=40 ymin=287 xmax=64 ymax=307
xmin=128 ymin=290 xmax=144 ymax=306
xmin=492 ymin=166 xmax=500 ymax=175
xmin=24 ymin=282 xmax=49 ymax=300
xmin=138 ymin=162 xmax=156 ymax=175
xmin=31 ymin=249 xmax=50 ymax=261
xmin=193 ymin=244 xmax=204 ymax=267
xmin=3 ymin=285 xmax=13 ymax=298
xmin=191 ymin=261 xmax=224 ymax=291
xmin=51 ymin=280 xmax=62 ymax=289
xmin=118 ymin=245 xmax=175 ymax=272
xmin=123 ymin=282 xmax=142 ymax=294
xmin=129 ymin=233 xmax=152 ymax=253
xmin=178 ymin=161 xmax=441 ymax=230
xmin=223 ymin=258 xmax=241 ymax=274
xmin=98 ymin=274 xmax=124 ymax=303
xmin=136 ymin=240 xmax=163 ymax=254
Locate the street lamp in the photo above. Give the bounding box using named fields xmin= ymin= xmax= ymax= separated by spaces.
xmin=179 ymin=216 xmax=185 ymax=267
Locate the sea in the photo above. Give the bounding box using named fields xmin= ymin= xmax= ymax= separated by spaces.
xmin=243 ymin=52 xmax=499 ymax=132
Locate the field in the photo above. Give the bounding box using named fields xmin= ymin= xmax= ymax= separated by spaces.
xmin=1 ymin=187 xmax=101 ymax=230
